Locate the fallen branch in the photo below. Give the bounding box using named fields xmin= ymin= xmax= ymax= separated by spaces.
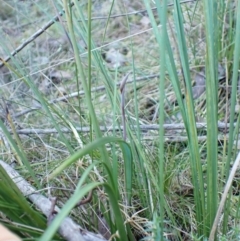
xmin=12 ymin=123 xmax=236 ymax=143
xmin=0 ymin=160 xmax=107 ymax=241
xmin=14 ymin=121 xmax=233 ymax=135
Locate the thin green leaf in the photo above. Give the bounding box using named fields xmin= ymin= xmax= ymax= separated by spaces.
xmin=173 ymin=0 xmax=205 ymax=235
xmin=202 ymin=0 xmax=219 ymax=235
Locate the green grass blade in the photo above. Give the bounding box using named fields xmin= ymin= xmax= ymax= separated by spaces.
xmin=39 ymin=182 xmax=100 ymax=241
xmin=202 ymin=0 xmax=219 ymax=235
xmin=226 ymin=0 xmax=240 ymax=179
xmin=155 ymin=0 xmax=168 ymax=239
xmin=63 ymin=0 xmax=112 ymax=176
xmin=48 ymin=136 xmax=132 ymax=202
xmin=173 ymin=0 xmax=205 ymax=235
xmin=222 ymin=1 xmax=240 ymax=235
xmin=103 ymin=183 xmax=128 ymax=241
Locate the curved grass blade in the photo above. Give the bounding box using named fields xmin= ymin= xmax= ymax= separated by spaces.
xmin=48 ymin=136 xmax=132 ymax=203
xmin=103 ymin=183 xmax=128 ymax=241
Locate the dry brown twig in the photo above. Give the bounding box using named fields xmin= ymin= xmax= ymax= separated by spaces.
xmin=0 ymin=160 xmax=107 ymax=241
xmin=0 ymin=2 xmax=74 ymax=69
xmin=13 ymin=74 xmax=160 ymax=118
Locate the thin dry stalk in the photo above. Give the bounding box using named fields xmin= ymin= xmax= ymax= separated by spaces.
xmin=120 ymin=72 xmax=131 ymax=141
xmin=209 ymin=152 xmax=240 ymax=241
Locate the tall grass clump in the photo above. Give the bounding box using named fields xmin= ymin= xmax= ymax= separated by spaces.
xmin=0 ymin=0 xmax=240 ymax=240
xmin=143 ymin=0 xmax=240 ymax=240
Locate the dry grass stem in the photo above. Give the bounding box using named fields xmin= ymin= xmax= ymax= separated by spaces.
xmin=209 ymin=152 xmax=240 ymax=241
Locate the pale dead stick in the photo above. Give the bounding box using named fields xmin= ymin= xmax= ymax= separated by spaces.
xmin=209 ymin=152 xmax=240 ymax=241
